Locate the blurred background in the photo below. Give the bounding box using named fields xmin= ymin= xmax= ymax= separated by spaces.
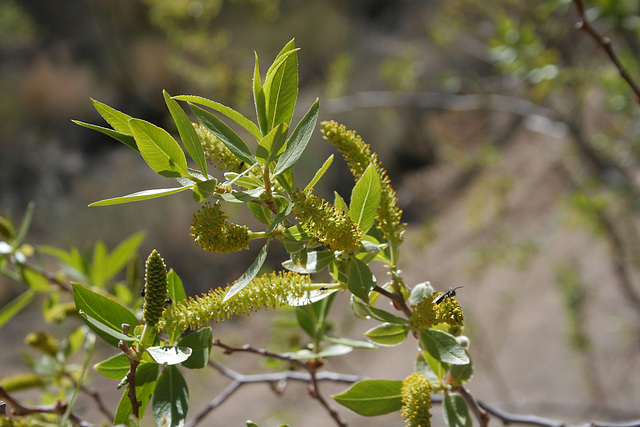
xmin=1 ymin=0 xmax=640 ymax=425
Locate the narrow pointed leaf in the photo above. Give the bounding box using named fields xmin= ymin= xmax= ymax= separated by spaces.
xmin=266 ymin=39 xmax=297 ymax=77
xmin=223 ymin=241 xmax=270 ymax=302
xmin=419 ymin=329 xmax=469 ymax=365
xmin=152 ymin=365 xmax=189 ymax=427
xmin=104 ymin=232 xmax=146 ymax=285
xmin=253 ymin=52 xmax=268 ymax=136
xmin=274 ymin=98 xmax=319 ymax=176
xmin=190 ymin=104 xmax=256 ymax=165
xmin=263 ymin=46 xmax=298 ymax=131
xmin=349 ymin=163 xmax=381 ymax=234
xmin=164 ymin=91 xmax=208 ymax=176
xmin=332 ymin=379 xmax=403 ymax=416
xmin=91 ymin=98 xmax=133 ymax=135
xmin=304 ymin=155 xmax=333 ymax=191
xmin=174 ymin=95 xmax=262 ymax=141
xmin=129 ymin=118 xmax=189 ymax=178
xmin=72 ymin=121 xmax=138 ymax=152
xmin=79 ymin=311 xmax=135 ymax=343
xmin=89 ymin=186 xmax=192 ymax=207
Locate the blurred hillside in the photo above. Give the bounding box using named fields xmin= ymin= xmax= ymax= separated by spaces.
xmin=1 ymin=0 xmax=640 ymax=425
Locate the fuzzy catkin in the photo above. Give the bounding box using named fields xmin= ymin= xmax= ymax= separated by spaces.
xmin=143 ymin=250 xmax=169 ymax=327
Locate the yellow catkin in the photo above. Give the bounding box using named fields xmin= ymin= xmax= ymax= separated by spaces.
xmin=401 ymin=372 xmax=432 ymax=427
xmin=411 ymin=294 xmax=464 ymax=331
xmin=321 ymin=120 xmax=405 ymax=243
xmin=190 ymin=202 xmax=250 ymax=254
xmin=159 ymin=271 xmax=309 ymax=334
xmin=291 ymin=190 xmax=362 ymax=252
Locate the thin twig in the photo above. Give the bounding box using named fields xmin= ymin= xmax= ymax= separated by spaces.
xmin=0 ymin=386 xmax=101 ymax=427
xmin=373 ymin=285 xmax=412 ymax=318
xmin=455 ymin=386 xmax=490 ymax=427
xmin=572 ymin=0 xmax=640 ymax=103
xmin=207 ymin=340 xmax=359 ymax=427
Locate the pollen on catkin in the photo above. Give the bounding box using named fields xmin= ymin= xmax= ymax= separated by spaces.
xmin=158 ymin=271 xmax=309 ymax=334
xmin=143 ymin=250 xmax=169 ymax=327
xmin=401 ymin=372 xmax=432 ymax=427
xmin=24 ymin=331 xmax=59 ymax=356
xmin=194 ymin=123 xmax=245 ymax=172
xmin=411 ymin=295 xmax=464 ymax=331
xmin=291 ymin=189 xmax=362 ymax=252
xmin=321 ymin=120 xmax=405 ymax=243
xmin=190 ymin=202 xmax=249 ymax=254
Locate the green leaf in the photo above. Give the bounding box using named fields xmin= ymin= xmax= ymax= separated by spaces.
xmin=349 ymin=296 xmax=407 ymax=324
xmin=365 ymin=323 xmax=409 ymax=346
xmin=79 ymin=311 xmax=135 ymax=343
xmin=94 ymin=353 xmax=130 ymax=380
xmin=192 ymin=179 xmax=218 ymax=203
xmin=167 ymin=269 xmax=187 ymax=303
xmin=190 ymin=104 xmax=256 ymax=166
xmin=223 ymin=241 xmax=270 ymax=302
xmin=419 ymin=329 xmax=469 ymax=365
xmin=0 ymin=290 xmax=35 ymax=330
xmin=89 ymin=186 xmax=192 ymax=207
xmin=450 ymin=360 xmax=474 ymax=385
xmin=263 ymin=44 xmax=299 ymax=131
xmin=152 ymin=365 xmax=189 ymax=427
xmin=292 ymin=344 xmax=352 ymax=360
xmin=332 ymin=379 xmax=403 ymax=416
xmin=282 ymin=250 xmax=335 ymax=274
xmin=72 ymin=120 xmax=138 ymax=152
xmin=215 ymin=188 xmax=265 ymax=203
xmin=415 ymin=352 xmax=444 ymax=383
xmin=146 ymin=346 xmax=192 ymax=366
xmin=178 ymin=327 xmax=212 ymax=369
xmin=276 ymin=167 xmax=294 ymax=193
xmin=91 ymin=98 xmax=134 ymax=135
xmin=443 ymin=392 xmax=472 ymax=427
xmin=22 ymin=268 xmax=50 ymax=291
xmin=173 ymin=95 xmax=262 ymax=142
xmin=324 ymin=336 xmax=377 ymax=350
xmin=304 ymin=155 xmax=333 ymax=191
xmin=256 ymin=122 xmax=288 ymax=164
xmin=253 ymin=52 xmax=268 ymax=136
xmin=274 ymin=98 xmax=319 ymax=176
xmin=164 ymin=91 xmax=208 ymax=176
xmin=248 ymin=202 xmax=272 ymax=225
xmin=347 ymin=258 xmax=376 ymax=303
xmin=114 ymin=362 xmax=158 ymax=425
xmin=349 ymin=163 xmax=382 ymax=234
xmin=267 ymin=201 xmax=293 ymax=233
xmin=334 ymin=191 xmax=348 ymax=213
xmin=129 ymin=118 xmax=189 ymax=178
xmin=72 ymin=283 xmax=139 ymax=347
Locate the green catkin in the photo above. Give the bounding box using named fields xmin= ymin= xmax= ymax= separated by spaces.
xmin=194 ymin=123 xmax=245 ymax=172
xmin=321 ymin=120 xmax=405 ymax=243
xmin=190 ymin=202 xmax=250 ymax=254
xmin=143 ymin=250 xmax=169 ymax=327
xmin=24 ymin=331 xmax=59 ymax=356
xmin=44 ymin=302 xmax=79 ymax=324
xmin=291 ymin=190 xmax=362 ymax=252
xmin=411 ymin=294 xmax=464 ymax=331
xmin=159 ymin=271 xmax=309 ymax=334
xmin=0 ymin=372 xmax=45 ymax=392
xmin=401 ymin=372 xmax=432 ymax=427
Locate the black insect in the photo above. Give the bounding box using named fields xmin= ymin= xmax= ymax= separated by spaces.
xmin=434 ymin=286 xmax=464 ymax=305
xmin=319 ymin=287 xmax=329 ymax=291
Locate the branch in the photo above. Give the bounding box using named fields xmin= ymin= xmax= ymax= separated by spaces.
xmin=572 ymin=0 xmax=640 ymax=103
xmin=204 ymin=340 xmax=360 ymax=427
xmin=0 ymin=386 xmax=101 ymax=427
xmin=373 ymin=285 xmax=412 ymax=318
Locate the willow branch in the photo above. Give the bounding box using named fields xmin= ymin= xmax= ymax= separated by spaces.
xmin=373 ymin=285 xmax=412 ymax=318
xmin=572 ymin=0 xmax=640 ymax=103
xmin=0 ymin=386 xmax=100 ymax=427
